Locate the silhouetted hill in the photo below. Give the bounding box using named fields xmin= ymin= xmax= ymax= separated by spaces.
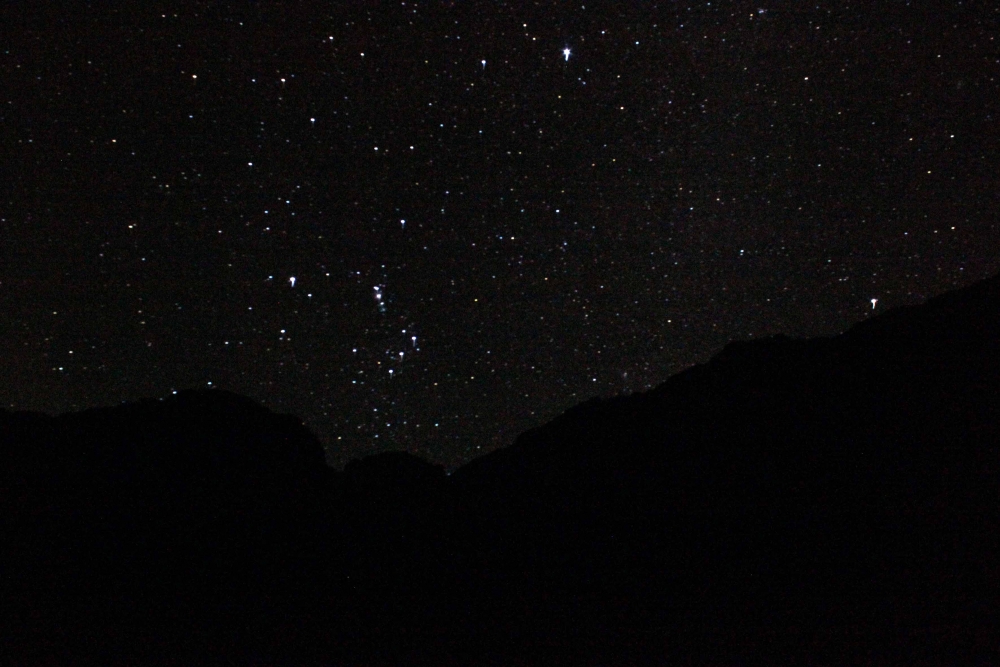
xmin=4 ymin=275 xmax=1000 ymax=664
xmin=0 ymin=392 xmax=493 ymax=665
xmin=0 ymin=391 xmax=346 ymax=664
xmin=453 ymin=273 xmax=1000 ymax=660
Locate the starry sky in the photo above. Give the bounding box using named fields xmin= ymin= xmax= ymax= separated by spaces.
xmin=3 ymin=1 xmax=998 ymax=469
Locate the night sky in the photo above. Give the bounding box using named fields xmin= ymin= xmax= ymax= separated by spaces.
xmin=3 ymin=2 xmax=998 ymax=469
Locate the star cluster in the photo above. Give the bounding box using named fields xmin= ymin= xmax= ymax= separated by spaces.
xmin=2 ymin=2 xmax=998 ymax=468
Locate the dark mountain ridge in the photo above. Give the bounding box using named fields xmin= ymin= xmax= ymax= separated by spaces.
xmin=4 ymin=275 xmax=1000 ymax=664
xmin=452 ymin=276 xmax=1000 ymax=652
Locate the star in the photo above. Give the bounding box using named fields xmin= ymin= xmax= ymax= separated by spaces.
xmin=562 ymin=47 xmax=572 ymax=62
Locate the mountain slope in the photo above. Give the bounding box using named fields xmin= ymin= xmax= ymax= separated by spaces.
xmin=452 ymin=274 xmax=1000 ymax=656
xmin=457 ymin=273 xmax=1000 ymax=505
xmin=2 ymin=274 xmax=999 ymax=664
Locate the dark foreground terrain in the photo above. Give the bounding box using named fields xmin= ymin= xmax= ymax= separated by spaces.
xmin=4 ymin=275 xmax=1000 ymax=665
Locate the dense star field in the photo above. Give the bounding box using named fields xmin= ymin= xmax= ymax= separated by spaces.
xmin=2 ymin=2 xmax=998 ymax=468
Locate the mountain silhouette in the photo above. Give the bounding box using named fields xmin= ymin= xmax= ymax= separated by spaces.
xmin=4 ymin=275 xmax=1000 ymax=664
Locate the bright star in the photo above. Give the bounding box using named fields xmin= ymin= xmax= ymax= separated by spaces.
xmin=562 ymin=47 xmax=571 ymax=62
xmin=289 ymin=277 xmax=296 ymax=287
